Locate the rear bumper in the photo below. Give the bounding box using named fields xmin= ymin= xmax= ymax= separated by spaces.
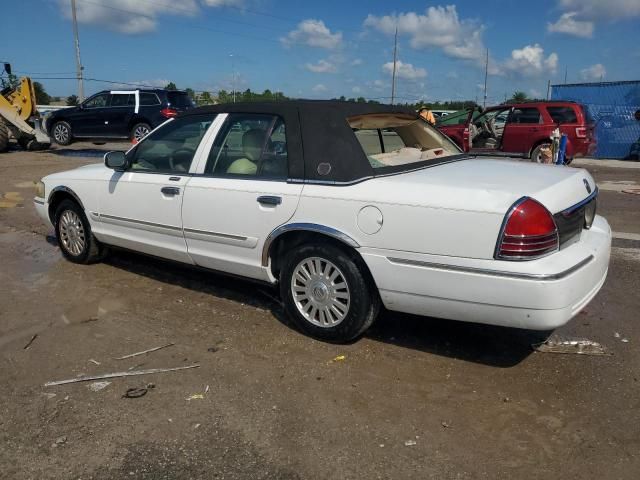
xmin=361 ymin=215 xmax=611 ymax=330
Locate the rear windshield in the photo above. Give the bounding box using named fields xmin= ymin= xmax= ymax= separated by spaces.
xmin=167 ymin=92 xmax=195 ymax=108
xmin=349 ymin=113 xmax=461 ymax=170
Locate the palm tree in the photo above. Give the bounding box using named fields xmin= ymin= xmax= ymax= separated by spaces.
xmin=510 ymin=91 xmax=528 ymax=103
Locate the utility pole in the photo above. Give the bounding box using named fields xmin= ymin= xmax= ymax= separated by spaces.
xmin=70 ymin=0 xmax=84 ymax=101
xmin=229 ymin=54 xmax=237 ymax=103
xmin=390 ymin=26 xmax=398 ymax=105
xmin=482 ymin=48 xmax=488 ymax=108
xmin=546 ymin=79 xmax=551 ymax=100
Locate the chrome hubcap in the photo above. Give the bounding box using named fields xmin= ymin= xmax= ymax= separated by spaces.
xmin=59 ymin=210 xmax=85 ymax=256
xmin=291 ymin=257 xmax=350 ymax=328
xmin=134 ymin=126 xmax=150 ymax=141
xmin=53 ymin=124 xmax=69 ymax=143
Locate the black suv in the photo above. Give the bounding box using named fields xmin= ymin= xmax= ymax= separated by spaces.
xmin=46 ymin=89 xmax=194 ymax=145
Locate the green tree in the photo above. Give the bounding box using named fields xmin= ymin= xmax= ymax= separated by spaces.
xmin=197 ymin=91 xmax=213 ymax=106
xmin=510 ymin=91 xmax=528 ymax=103
xmin=66 ymin=94 xmax=79 ymax=106
xmin=33 ymin=82 xmax=50 ymax=104
xmin=165 ymin=81 xmax=177 ymax=90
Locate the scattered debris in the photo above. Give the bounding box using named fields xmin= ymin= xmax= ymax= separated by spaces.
xmin=23 ymin=334 xmax=38 ymax=350
xmin=207 ymin=346 xmax=219 ymax=353
xmin=379 ymin=444 xmax=385 ymax=448
xmin=115 ymin=342 xmax=175 ymax=360
xmin=51 ymin=435 xmax=67 ymax=448
xmin=123 ymin=387 xmax=148 ymax=399
xmin=80 ymin=317 xmax=99 ymax=324
xmin=186 ymin=394 xmax=204 ymax=401
xmin=42 ymin=392 xmax=57 ymax=399
xmin=502 ymin=397 xmax=511 ymax=403
xmin=89 ymin=359 xmax=101 ymax=365
xmin=404 ymin=440 xmax=417 ymax=447
xmin=44 ymin=364 xmax=200 ymax=387
xmin=330 ymin=355 xmax=346 ymax=363
xmin=194 ymin=423 xmax=201 ymax=429
xmin=532 ymin=338 xmax=609 ymax=356
xmin=622 ymin=188 xmax=640 ymax=195
xmin=622 ymin=338 xmax=630 ymax=343
xmin=614 ymin=332 xmax=621 ymax=338
xmin=205 ymin=385 xmax=210 ymax=393
xmin=88 ymin=381 xmax=111 ymax=392
xmin=441 ymin=421 xmax=450 ymax=429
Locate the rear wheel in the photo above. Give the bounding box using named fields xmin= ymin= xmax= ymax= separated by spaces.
xmin=0 ymin=122 xmax=8 ymax=152
xmin=531 ymin=143 xmax=552 ymax=163
xmin=131 ymin=123 xmax=151 ymax=142
xmin=54 ymin=199 xmax=106 ymax=264
xmin=52 ymin=121 xmax=72 ymax=145
xmin=280 ymin=243 xmax=380 ymax=342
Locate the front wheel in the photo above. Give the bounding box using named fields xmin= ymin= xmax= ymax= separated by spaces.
xmin=280 ymin=243 xmax=380 ymax=342
xmin=52 ymin=121 xmax=73 ymax=145
xmin=54 ymin=200 xmax=106 ymax=264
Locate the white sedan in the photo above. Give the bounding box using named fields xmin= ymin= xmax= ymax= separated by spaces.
xmin=34 ymin=101 xmax=611 ymax=342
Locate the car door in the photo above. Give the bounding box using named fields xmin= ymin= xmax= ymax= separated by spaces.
xmin=74 ymin=92 xmax=111 ymax=136
xmin=104 ymin=92 xmax=135 ymax=137
xmin=500 ymin=107 xmax=544 ymax=154
xmin=182 ymin=112 xmax=303 ymax=282
xmin=96 ymin=113 xmax=217 ymax=263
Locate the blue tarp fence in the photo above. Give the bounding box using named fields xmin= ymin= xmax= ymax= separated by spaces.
xmin=551 ymin=81 xmax=640 ymax=159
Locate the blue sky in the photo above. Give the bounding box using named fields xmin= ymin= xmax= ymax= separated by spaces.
xmin=3 ymin=0 xmax=640 ymax=103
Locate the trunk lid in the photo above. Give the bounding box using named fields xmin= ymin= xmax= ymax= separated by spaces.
xmin=376 ymin=157 xmax=596 ymax=215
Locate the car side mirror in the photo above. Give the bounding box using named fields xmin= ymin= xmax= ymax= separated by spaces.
xmin=104 ymin=151 xmax=127 ymax=171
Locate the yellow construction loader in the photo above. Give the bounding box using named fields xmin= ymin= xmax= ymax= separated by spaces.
xmin=0 ymin=63 xmax=51 ymax=152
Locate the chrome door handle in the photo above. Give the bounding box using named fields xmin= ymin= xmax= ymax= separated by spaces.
xmin=257 ymin=195 xmax=282 ymax=206
xmin=161 ymin=186 xmax=180 ymax=195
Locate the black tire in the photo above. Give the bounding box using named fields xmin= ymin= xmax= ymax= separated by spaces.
xmin=280 ymin=243 xmax=380 ymax=342
xmin=0 ymin=122 xmax=8 ymax=152
xmin=530 ymin=143 xmax=552 ymax=163
xmin=54 ymin=199 xmax=106 ymax=264
xmin=52 ymin=121 xmax=72 ymax=145
xmin=131 ymin=123 xmax=151 ymax=142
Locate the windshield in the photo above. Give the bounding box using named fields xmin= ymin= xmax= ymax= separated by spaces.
xmin=349 ymin=113 xmax=461 ymax=170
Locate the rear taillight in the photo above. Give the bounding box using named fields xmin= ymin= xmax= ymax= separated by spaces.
xmin=161 ymin=107 xmax=178 ymax=118
xmin=495 ymin=197 xmax=559 ymax=260
xmin=575 ymin=127 xmax=587 ymax=138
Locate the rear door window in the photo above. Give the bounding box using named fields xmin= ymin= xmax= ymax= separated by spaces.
xmin=547 ymin=106 xmax=578 ymax=124
xmin=509 ymin=108 xmax=541 ymax=124
xmin=83 ymin=93 xmax=109 ymax=108
xmin=110 ymin=94 xmax=134 ymax=107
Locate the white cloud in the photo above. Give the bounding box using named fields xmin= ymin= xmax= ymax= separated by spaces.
xmin=372 ymin=79 xmax=388 ymax=89
xmin=311 ymin=83 xmax=328 ymax=93
xmin=202 ymin=0 xmax=243 ymax=6
xmin=382 ymin=60 xmax=427 ymax=81
xmin=580 ymin=63 xmax=607 ymax=81
xmin=56 ymin=0 xmax=241 ymax=34
xmin=352 ymin=86 xmax=362 ymax=93
xmin=502 ymin=44 xmax=558 ymax=76
xmin=282 ymin=19 xmax=343 ymax=49
xmin=558 ymin=0 xmax=640 ymax=20
xmin=351 ymin=58 xmax=363 ymax=66
xmin=364 ymin=6 xmax=485 ymax=61
xmin=305 ymin=59 xmax=337 ymax=73
xmin=547 ymin=12 xmax=594 ymax=38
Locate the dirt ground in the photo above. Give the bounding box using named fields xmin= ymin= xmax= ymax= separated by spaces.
xmin=1 ymin=142 xmax=639 ymax=479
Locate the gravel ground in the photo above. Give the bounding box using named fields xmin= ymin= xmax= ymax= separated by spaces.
xmin=1 ymin=142 xmax=639 ymax=479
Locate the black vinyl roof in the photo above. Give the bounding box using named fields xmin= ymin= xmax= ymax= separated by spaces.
xmin=184 ymin=101 xmax=434 ymax=184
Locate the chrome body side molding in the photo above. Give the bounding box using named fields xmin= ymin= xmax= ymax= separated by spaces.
xmin=262 ymin=222 xmax=360 ymax=267
xmin=386 ymin=255 xmax=594 ymax=281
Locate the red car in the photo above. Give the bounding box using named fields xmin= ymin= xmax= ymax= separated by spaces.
xmin=436 ymin=101 xmax=596 ymax=162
